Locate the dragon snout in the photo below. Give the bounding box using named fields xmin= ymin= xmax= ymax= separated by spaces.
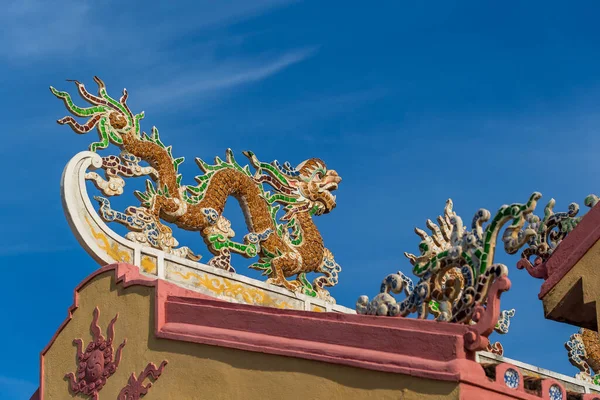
xmin=328 ymin=170 xmax=342 ymax=185
xmin=320 ymin=170 xmax=341 ymax=192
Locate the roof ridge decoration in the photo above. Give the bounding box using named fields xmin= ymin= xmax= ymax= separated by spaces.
xmin=517 ymin=194 xmax=599 ymax=279
xmin=357 ymin=194 xmax=541 ymax=321
xmin=516 ymin=194 xmax=600 ymax=386
xmin=511 ymin=193 xmax=600 ymax=385
xmin=566 ymin=328 xmax=600 ymax=386
xmin=355 ymin=194 xmax=593 ymax=354
xmin=65 ymin=307 xmax=126 ymax=399
xmin=357 ymin=193 xmax=599 ymax=356
xmin=51 ymin=77 xmax=342 ymax=303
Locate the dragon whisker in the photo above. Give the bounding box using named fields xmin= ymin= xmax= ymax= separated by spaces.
xmin=57 ymin=115 xmax=104 ymax=134
xmin=93 ymin=75 xmax=106 ymax=90
xmin=119 ymin=88 xmax=135 ymax=122
xmin=72 ymin=79 xmax=121 ymax=113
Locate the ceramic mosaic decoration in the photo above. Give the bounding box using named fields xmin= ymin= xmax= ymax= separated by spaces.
xmin=356 ymin=194 xmax=600 ymax=360
xmin=517 ymin=194 xmax=599 ymax=278
xmin=51 ymin=77 xmax=342 ymax=302
xmin=356 ymin=195 xmax=542 ymax=324
xmin=512 ymin=194 xmax=600 ymax=385
xmin=503 ymin=368 xmax=519 ymax=389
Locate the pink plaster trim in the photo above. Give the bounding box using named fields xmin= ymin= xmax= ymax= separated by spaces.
xmin=494 ymin=363 xmax=525 ymax=392
xmin=583 ymin=394 xmax=600 ymax=400
xmin=34 ymin=263 xmax=524 ymax=399
xmin=460 ymin=362 xmax=573 ymax=400
xmin=540 ymin=378 xmax=566 ymax=400
xmin=464 ymin=276 xmax=511 ymax=352
xmin=539 ymin=202 xmax=600 ymax=299
xmin=516 ymin=257 xmax=548 ymax=280
xmin=157 ymin=294 xmax=483 ymax=379
xmin=459 ymin=381 xmax=556 ymax=400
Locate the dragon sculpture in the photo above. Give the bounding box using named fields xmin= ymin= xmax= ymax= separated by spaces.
xmin=355 ymin=191 xmax=600 ymax=365
xmin=356 ymin=195 xmax=541 ymax=322
xmin=356 ymin=194 xmax=542 ymax=353
xmin=51 ymin=76 xmax=342 ymax=301
xmin=566 ymin=328 xmax=600 ymax=385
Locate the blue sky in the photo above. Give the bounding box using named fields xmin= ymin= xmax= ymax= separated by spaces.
xmin=2 ymin=1 xmax=600 ymax=398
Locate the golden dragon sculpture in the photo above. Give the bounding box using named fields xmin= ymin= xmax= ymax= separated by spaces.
xmin=51 ymin=76 xmax=342 ymax=301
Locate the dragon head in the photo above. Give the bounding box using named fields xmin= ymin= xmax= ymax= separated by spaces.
xmin=50 ymin=76 xmax=144 ymax=151
xmin=292 ymin=158 xmax=341 ymax=215
xmin=243 ymin=151 xmax=342 ymax=219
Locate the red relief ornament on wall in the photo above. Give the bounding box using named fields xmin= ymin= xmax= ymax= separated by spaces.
xmin=117 ymin=361 xmax=168 ymax=400
xmin=65 ymin=307 xmax=127 ymax=400
xmin=486 ymin=341 xmax=504 ymax=356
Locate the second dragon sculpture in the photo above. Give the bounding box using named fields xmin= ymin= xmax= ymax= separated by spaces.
xmin=357 ymin=194 xmax=542 ymax=323
xmin=51 ymin=77 xmax=342 ymax=301
xmin=357 ymin=192 xmax=599 ymax=359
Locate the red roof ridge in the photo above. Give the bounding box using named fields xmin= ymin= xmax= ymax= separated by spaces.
xmin=539 ymin=202 xmax=600 ymax=299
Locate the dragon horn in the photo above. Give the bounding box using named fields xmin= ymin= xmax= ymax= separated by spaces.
xmin=93 ymin=76 xmax=106 ymax=90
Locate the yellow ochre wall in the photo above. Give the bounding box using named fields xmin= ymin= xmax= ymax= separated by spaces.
xmin=543 ymin=239 xmax=600 ymax=326
xmin=42 ymin=272 xmax=459 ymax=400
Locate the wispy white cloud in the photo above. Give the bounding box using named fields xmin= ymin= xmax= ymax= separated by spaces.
xmin=0 ymin=0 xmax=297 ymax=62
xmin=1 ymin=0 xmax=311 ymax=115
xmin=144 ymin=0 xmax=298 ymax=35
xmin=135 ymin=47 xmax=318 ymax=107
xmin=210 ymin=87 xmax=387 ymax=137
xmin=1 ymin=0 xmax=92 ymax=60
xmin=0 ymin=375 xmax=37 ymax=399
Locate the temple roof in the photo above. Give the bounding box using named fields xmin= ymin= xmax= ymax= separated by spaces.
xmin=540 ymin=200 xmax=600 ymax=300
xmin=534 ymin=201 xmax=600 ymax=332
xmin=34 ymin=262 xmax=600 ymax=400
